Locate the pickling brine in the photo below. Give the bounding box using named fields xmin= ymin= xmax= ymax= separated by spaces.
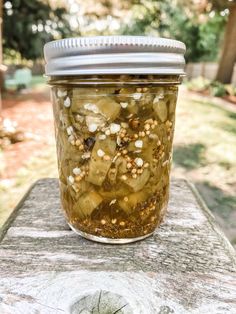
xmin=51 ymin=75 xmax=179 ymax=242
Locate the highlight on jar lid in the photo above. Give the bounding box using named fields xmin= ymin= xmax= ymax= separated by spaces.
xmin=44 ymin=36 xmax=186 ymax=76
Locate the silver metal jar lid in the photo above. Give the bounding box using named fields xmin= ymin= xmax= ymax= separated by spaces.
xmin=44 ymin=36 xmax=186 ymax=76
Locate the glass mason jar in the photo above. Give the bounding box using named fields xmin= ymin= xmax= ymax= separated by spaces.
xmin=44 ymin=36 xmax=186 ymax=243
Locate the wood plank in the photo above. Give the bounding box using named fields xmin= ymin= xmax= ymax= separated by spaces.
xmin=0 ymin=178 xmax=235 ymax=314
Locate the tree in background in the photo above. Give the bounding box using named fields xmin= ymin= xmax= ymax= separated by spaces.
xmin=213 ymin=1 xmax=236 ymax=84
xmin=186 ymin=0 xmax=236 ymax=83
xmin=3 ymin=0 xmax=71 ymax=60
xmin=2 ymin=0 xmax=236 ymax=83
xmin=120 ymin=0 xmax=227 ymax=63
xmin=0 ymin=0 xmax=3 ymax=114
xmin=81 ymin=0 xmax=236 ymax=83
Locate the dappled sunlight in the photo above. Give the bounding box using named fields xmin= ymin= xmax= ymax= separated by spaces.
xmin=173 ymin=89 xmax=236 ymax=243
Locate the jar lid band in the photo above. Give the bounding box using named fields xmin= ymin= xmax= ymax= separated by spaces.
xmin=44 ymin=36 xmax=186 ymax=76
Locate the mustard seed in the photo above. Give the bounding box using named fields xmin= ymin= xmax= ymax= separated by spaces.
xmin=144 ymin=124 xmax=150 ymax=130
xmin=103 ymin=155 xmax=111 ymax=161
xmin=75 ymin=139 xmax=81 ymax=146
xmin=121 ymin=175 xmax=128 ymax=181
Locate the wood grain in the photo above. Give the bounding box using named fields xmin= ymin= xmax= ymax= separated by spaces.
xmin=0 ymin=178 xmax=235 ymax=314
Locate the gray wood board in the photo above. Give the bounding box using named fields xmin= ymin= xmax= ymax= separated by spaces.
xmin=0 ymin=178 xmax=236 ymax=314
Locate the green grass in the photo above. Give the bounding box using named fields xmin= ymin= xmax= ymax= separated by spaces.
xmin=172 ymin=89 xmax=236 ymax=243
xmin=173 ymin=93 xmax=236 ymax=185
xmin=4 ymin=74 xmax=46 ymax=91
xmin=31 ymin=75 xmax=46 ymax=87
xmin=0 ymin=146 xmax=57 ymax=227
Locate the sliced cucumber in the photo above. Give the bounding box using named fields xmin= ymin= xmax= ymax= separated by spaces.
xmin=71 ymin=96 xmax=120 ymax=123
xmin=123 ymin=168 xmax=150 ymax=192
xmin=73 ymin=190 xmax=103 ymax=218
xmin=126 ymin=99 xmax=138 ymax=115
xmin=117 ymin=87 xmax=136 ymax=102
xmin=139 ymin=137 xmax=156 ymax=163
xmin=116 ymin=156 xmax=128 ymax=175
xmin=140 ymin=92 xmax=155 ymax=108
xmin=70 ymin=180 xmax=91 ymax=200
xmin=95 ymin=97 xmax=120 ymax=121
xmin=167 ymin=93 xmax=177 ymax=116
xmin=153 ymin=99 xmax=168 ymax=122
xmin=86 ymin=137 xmax=116 ymax=186
xmin=99 ymin=181 xmax=129 ymax=199
xmin=107 ymin=167 xmax=117 ymax=185
xmin=60 ymin=182 xmax=73 ymax=212
xmin=118 ymin=189 xmax=150 ymax=214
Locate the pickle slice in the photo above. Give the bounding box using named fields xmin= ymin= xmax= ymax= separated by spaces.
xmin=99 ymin=183 xmax=129 ymax=199
xmin=126 ymin=99 xmax=138 ymax=115
xmin=70 ymin=179 xmax=92 ymax=200
xmin=139 ymin=137 xmax=156 ymax=162
xmin=123 ymin=169 xmax=150 ymax=192
xmin=117 ymin=87 xmax=136 ymax=102
xmin=116 ymin=156 xmax=128 ymax=175
xmin=71 ymin=96 xmax=120 ymax=122
xmin=95 ymin=97 xmax=120 ymax=121
xmin=73 ymin=190 xmax=103 ymax=218
xmin=167 ymin=93 xmax=177 ymax=116
xmin=86 ymin=137 xmax=116 ymax=186
xmin=118 ymin=189 xmax=150 ymax=214
xmin=153 ymin=100 xmax=168 ymax=122
xmin=60 ymin=181 xmax=72 ymax=208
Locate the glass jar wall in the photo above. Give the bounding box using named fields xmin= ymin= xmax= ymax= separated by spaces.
xmin=50 ymin=75 xmax=180 ymax=243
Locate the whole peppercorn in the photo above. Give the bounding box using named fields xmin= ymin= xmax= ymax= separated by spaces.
xmin=129 ymin=118 xmax=140 ymax=130
xmin=84 ymin=137 xmax=95 ymax=150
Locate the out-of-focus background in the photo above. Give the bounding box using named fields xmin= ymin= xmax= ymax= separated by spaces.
xmin=0 ymin=0 xmax=235 ymax=247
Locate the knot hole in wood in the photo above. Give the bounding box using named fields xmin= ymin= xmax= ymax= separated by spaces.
xmin=70 ymin=290 xmax=133 ymax=314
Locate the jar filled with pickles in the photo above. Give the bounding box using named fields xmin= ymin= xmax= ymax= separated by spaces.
xmin=44 ymin=36 xmax=186 ymax=243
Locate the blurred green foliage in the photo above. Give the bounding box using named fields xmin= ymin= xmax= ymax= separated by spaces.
xmin=121 ymin=1 xmax=227 ymax=62
xmin=3 ymin=0 xmax=72 ymax=60
xmin=1 ymin=0 xmax=232 ymax=65
xmin=186 ymin=76 xmax=236 ymax=96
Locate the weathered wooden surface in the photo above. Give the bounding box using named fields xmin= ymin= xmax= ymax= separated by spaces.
xmin=0 ymin=178 xmax=236 ymax=314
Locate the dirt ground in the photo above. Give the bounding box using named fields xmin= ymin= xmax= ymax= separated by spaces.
xmin=1 ymin=88 xmax=54 ymax=179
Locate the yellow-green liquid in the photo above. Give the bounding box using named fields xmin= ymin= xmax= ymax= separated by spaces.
xmin=51 ymin=75 xmax=178 ymax=239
